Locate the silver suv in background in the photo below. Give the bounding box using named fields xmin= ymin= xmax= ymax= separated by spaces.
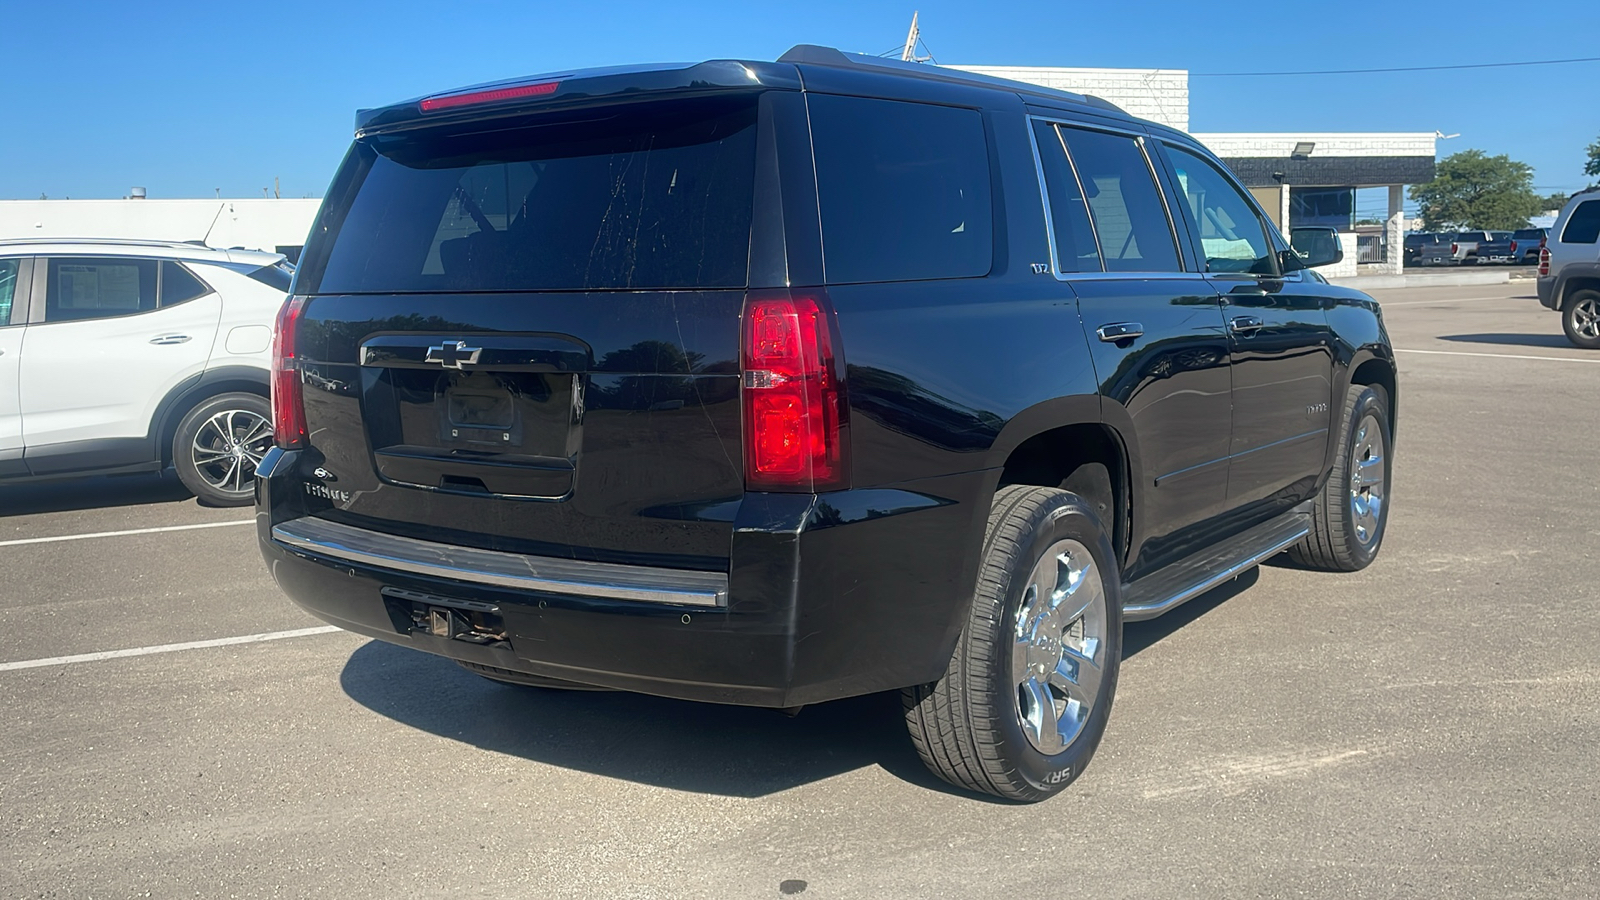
xmin=1537 ymin=191 xmax=1600 ymax=348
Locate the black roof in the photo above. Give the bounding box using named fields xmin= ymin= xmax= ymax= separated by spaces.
xmin=354 ymin=44 xmax=1133 ymax=137
xmin=777 ymin=45 xmax=1129 ymax=118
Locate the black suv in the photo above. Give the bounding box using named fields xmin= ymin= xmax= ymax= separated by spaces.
xmin=257 ymin=46 xmax=1396 ymax=801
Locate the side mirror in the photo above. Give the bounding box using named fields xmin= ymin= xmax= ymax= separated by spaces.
xmin=1288 ymin=226 xmax=1343 ymax=269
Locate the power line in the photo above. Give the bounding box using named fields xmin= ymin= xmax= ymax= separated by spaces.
xmin=1194 ymin=56 xmax=1600 ymax=77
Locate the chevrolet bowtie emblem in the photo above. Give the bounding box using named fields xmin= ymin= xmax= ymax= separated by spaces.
xmin=424 ymin=341 xmax=483 ymax=369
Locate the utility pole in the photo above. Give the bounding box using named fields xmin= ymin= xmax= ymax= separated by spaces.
xmin=901 ymin=11 xmax=920 ymax=62
xmin=274 ymin=176 xmax=281 ymax=199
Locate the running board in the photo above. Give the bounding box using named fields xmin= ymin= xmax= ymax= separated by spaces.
xmin=1120 ymin=506 xmax=1312 ymax=622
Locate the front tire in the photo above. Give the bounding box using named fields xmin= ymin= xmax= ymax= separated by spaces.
xmin=904 ymin=485 xmax=1122 ymax=802
xmin=172 ymin=392 xmax=273 ymax=507
xmin=1562 ymin=290 xmax=1600 ymax=350
xmin=1290 ymin=383 xmax=1391 ymax=571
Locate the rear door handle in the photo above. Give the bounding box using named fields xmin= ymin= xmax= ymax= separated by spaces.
xmin=149 ymin=334 xmax=192 ymax=345
xmin=1228 ymin=316 xmax=1265 ymax=335
xmin=1096 ymin=322 xmax=1144 ymax=342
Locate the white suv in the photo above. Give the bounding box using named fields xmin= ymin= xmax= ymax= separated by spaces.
xmin=0 ymin=239 xmax=291 ymax=505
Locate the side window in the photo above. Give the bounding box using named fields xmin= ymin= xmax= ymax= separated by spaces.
xmin=1163 ymin=144 xmax=1277 ymax=276
xmin=1562 ymin=200 xmax=1600 ymax=244
xmin=160 ymin=261 xmax=212 ymax=306
xmin=1031 ymin=120 xmax=1100 ymax=272
xmin=45 ymin=258 xmax=158 ymax=323
xmin=0 ymin=259 xmax=18 ymax=324
xmin=809 ymin=94 xmax=993 ymax=284
xmin=1056 ymin=127 xmax=1182 ymax=273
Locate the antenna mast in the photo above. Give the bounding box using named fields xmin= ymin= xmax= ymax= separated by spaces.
xmin=901 ymin=11 xmax=920 ymax=62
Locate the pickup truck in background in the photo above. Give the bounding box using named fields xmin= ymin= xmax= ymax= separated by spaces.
xmin=1476 ymin=228 xmax=1548 ymax=265
xmin=1405 ymin=232 xmax=1450 ymax=267
xmin=1449 ymin=230 xmax=1496 ymax=265
xmin=1472 ymin=231 xmax=1515 ymax=264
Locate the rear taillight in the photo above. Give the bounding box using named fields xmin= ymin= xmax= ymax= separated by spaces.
xmin=1510 ymin=240 xmax=1518 ymax=254
xmin=740 ymin=291 xmax=849 ymax=492
xmin=1539 ymin=248 xmax=1551 ymax=277
xmin=271 ymin=297 xmax=308 ymax=450
xmin=1451 ymin=242 xmax=1458 ymax=254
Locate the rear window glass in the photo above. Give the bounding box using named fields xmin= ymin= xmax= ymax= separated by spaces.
xmin=1513 ymin=229 xmax=1545 ymax=240
xmin=809 ymin=95 xmax=992 ymax=284
xmin=160 ymin=261 xmax=211 ymax=305
xmin=1063 ymin=129 xmax=1182 ymax=273
xmin=305 ymin=96 xmax=758 ymax=293
xmin=46 ymin=257 xmax=157 ymax=322
xmin=1562 ymin=201 xmax=1600 ymax=244
xmin=245 ymin=260 xmax=295 ymax=292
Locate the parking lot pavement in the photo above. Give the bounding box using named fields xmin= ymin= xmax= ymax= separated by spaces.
xmin=2 ymin=282 xmax=1597 ymax=899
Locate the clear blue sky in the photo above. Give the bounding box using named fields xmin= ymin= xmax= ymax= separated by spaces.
xmin=5 ymin=0 xmax=1595 ymax=203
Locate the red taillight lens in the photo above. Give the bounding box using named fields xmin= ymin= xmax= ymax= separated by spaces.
xmin=271 ymin=297 xmax=308 ymax=450
xmin=1510 ymin=240 xmax=1518 ymax=254
xmin=740 ymin=291 xmax=848 ymax=492
xmin=1451 ymin=242 xmax=1458 ymax=254
xmin=420 ymin=81 xmax=559 ymax=112
xmin=1539 ymin=247 xmax=1551 ymax=277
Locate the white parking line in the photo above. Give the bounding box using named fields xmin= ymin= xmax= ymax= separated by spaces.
xmin=0 ymin=519 xmax=253 ymax=548
xmin=1395 ymin=348 xmax=1600 ymax=364
xmin=0 ymin=626 xmax=344 ymax=673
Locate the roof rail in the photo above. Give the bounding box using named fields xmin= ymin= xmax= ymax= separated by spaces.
xmin=776 ymin=44 xmax=1129 ymax=117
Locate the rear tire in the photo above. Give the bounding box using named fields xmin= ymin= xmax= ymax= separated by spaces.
xmin=1289 ymin=383 xmax=1391 ymax=571
xmin=1562 ymin=290 xmax=1600 ymax=350
xmin=456 ymin=660 xmax=614 ymax=691
xmin=903 ymin=485 xmax=1122 ymax=802
xmin=172 ymin=392 xmax=273 ymax=507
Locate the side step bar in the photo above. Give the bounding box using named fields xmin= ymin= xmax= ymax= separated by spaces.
xmin=1120 ymin=506 xmax=1311 ymax=622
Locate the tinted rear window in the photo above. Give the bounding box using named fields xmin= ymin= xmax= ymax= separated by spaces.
xmin=160 ymin=261 xmax=211 ymax=305
xmin=1513 ymin=229 xmax=1545 ymax=240
xmin=303 ymin=96 xmax=758 ymax=293
xmin=809 ymin=95 xmax=992 ymax=284
xmin=1562 ymin=200 xmax=1600 ymax=244
xmin=244 ymin=260 xmax=295 ymax=292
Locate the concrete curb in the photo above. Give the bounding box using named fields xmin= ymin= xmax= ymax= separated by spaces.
xmin=1329 ymin=270 xmax=1515 ymax=290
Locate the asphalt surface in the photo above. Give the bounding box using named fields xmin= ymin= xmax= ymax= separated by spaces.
xmin=2 ymin=281 xmax=1596 ymax=899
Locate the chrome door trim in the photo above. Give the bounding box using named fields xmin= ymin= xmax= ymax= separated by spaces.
xmin=272 ymin=516 xmax=729 ymax=608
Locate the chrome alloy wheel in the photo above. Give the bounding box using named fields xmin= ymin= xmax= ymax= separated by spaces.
xmin=1572 ymin=296 xmax=1600 ymax=341
xmin=191 ymin=409 xmax=273 ymax=494
xmin=1349 ymin=411 xmax=1387 ymax=545
xmin=1011 ymin=539 xmax=1107 ymax=755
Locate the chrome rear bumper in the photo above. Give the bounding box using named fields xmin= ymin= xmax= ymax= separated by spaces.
xmin=270 ymin=516 xmax=728 ymax=608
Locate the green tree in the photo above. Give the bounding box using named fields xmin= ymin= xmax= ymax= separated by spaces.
xmin=1586 ymin=134 xmax=1599 ymax=189
xmin=1408 ymin=149 xmax=1543 ymax=230
xmin=1542 ymin=192 xmax=1570 ymax=213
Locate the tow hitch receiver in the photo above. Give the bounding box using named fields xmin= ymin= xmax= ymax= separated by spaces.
xmin=381 ymin=587 xmax=508 ymax=646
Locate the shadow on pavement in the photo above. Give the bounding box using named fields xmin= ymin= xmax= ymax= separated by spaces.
xmin=340 ymin=564 xmax=1269 ymax=799
xmin=1123 ymin=565 xmax=1259 ymax=658
xmin=1437 ymin=333 xmax=1571 ymax=349
xmin=339 ymin=639 xmax=972 ymax=800
xmin=0 ymin=471 xmax=193 ymax=517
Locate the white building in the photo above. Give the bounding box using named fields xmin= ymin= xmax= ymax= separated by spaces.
xmin=953 ymin=65 xmax=1435 ymax=274
xmin=0 ymin=198 xmax=319 ymax=262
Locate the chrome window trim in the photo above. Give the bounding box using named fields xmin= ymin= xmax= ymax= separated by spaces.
xmin=1058 ymin=270 xmax=1207 ymax=282
xmin=272 ymin=516 xmax=729 ymax=608
xmin=1025 ymin=114 xmax=1190 ymax=282
xmin=1024 ymin=117 xmax=1068 ymax=280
